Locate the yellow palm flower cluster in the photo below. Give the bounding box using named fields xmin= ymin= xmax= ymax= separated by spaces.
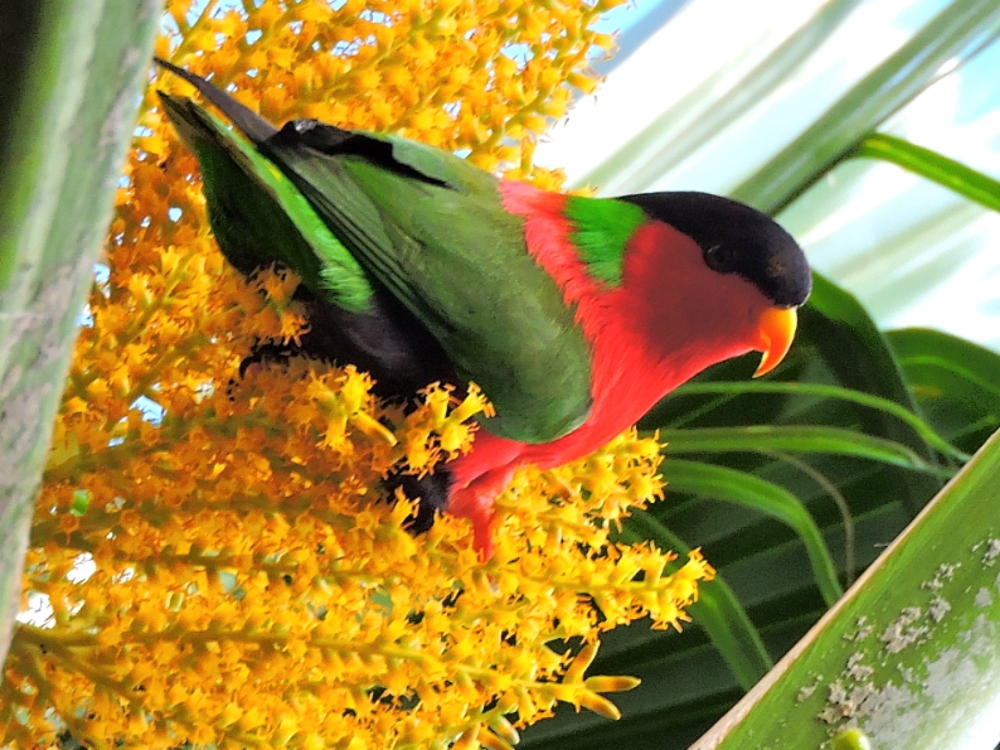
xmin=1 ymin=1 xmax=715 ymax=748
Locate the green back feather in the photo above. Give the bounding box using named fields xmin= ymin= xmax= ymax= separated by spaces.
xmin=159 ymin=94 xmax=374 ymax=312
xmin=262 ymin=133 xmax=593 ymax=443
xmin=363 ymin=130 xmax=500 ymax=196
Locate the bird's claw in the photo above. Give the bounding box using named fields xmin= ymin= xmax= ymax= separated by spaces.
xmin=448 ymin=485 xmax=496 ymax=562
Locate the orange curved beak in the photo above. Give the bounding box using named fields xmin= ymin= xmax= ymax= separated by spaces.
xmin=752 ymin=306 xmax=798 ymax=378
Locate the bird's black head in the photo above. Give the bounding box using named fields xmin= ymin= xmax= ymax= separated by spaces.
xmin=618 ymin=192 xmax=811 ymax=307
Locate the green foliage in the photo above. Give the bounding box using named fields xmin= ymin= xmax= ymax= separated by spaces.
xmin=703 ymin=429 xmax=1000 ymax=749
xmin=729 ymin=0 xmax=1000 ymax=215
xmin=852 ymin=134 xmax=1000 ymax=214
xmin=888 ymin=328 xmax=1000 ymax=455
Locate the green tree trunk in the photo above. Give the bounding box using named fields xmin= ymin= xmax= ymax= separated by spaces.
xmin=0 ymin=0 xmax=162 ymax=668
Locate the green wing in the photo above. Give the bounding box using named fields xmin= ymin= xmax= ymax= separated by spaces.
xmin=158 ymin=93 xmax=374 ymax=312
xmin=262 ymin=122 xmax=593 ymax=443
xmin=157 ymin=62 xmax=593 ymax=443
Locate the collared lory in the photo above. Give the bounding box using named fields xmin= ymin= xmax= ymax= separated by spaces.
xmin=154 ymin=59 xmax=811 ymax=558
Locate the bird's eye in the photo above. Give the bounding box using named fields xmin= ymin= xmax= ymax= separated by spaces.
xmin=704 ymin=244 xmax=736 ymax=272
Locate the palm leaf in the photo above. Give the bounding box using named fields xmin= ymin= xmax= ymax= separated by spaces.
xmin=851 ymin=133 xmax=1000 ymax=212
xmin=691 ymin=428 xmax=1000 ymax=749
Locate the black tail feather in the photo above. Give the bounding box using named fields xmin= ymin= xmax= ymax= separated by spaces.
xmin=154 ymin=57 xmax=278 ymax=144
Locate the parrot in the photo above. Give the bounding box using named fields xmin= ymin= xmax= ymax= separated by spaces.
xmin=153 ymin=59 xmax=811 ymax=559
